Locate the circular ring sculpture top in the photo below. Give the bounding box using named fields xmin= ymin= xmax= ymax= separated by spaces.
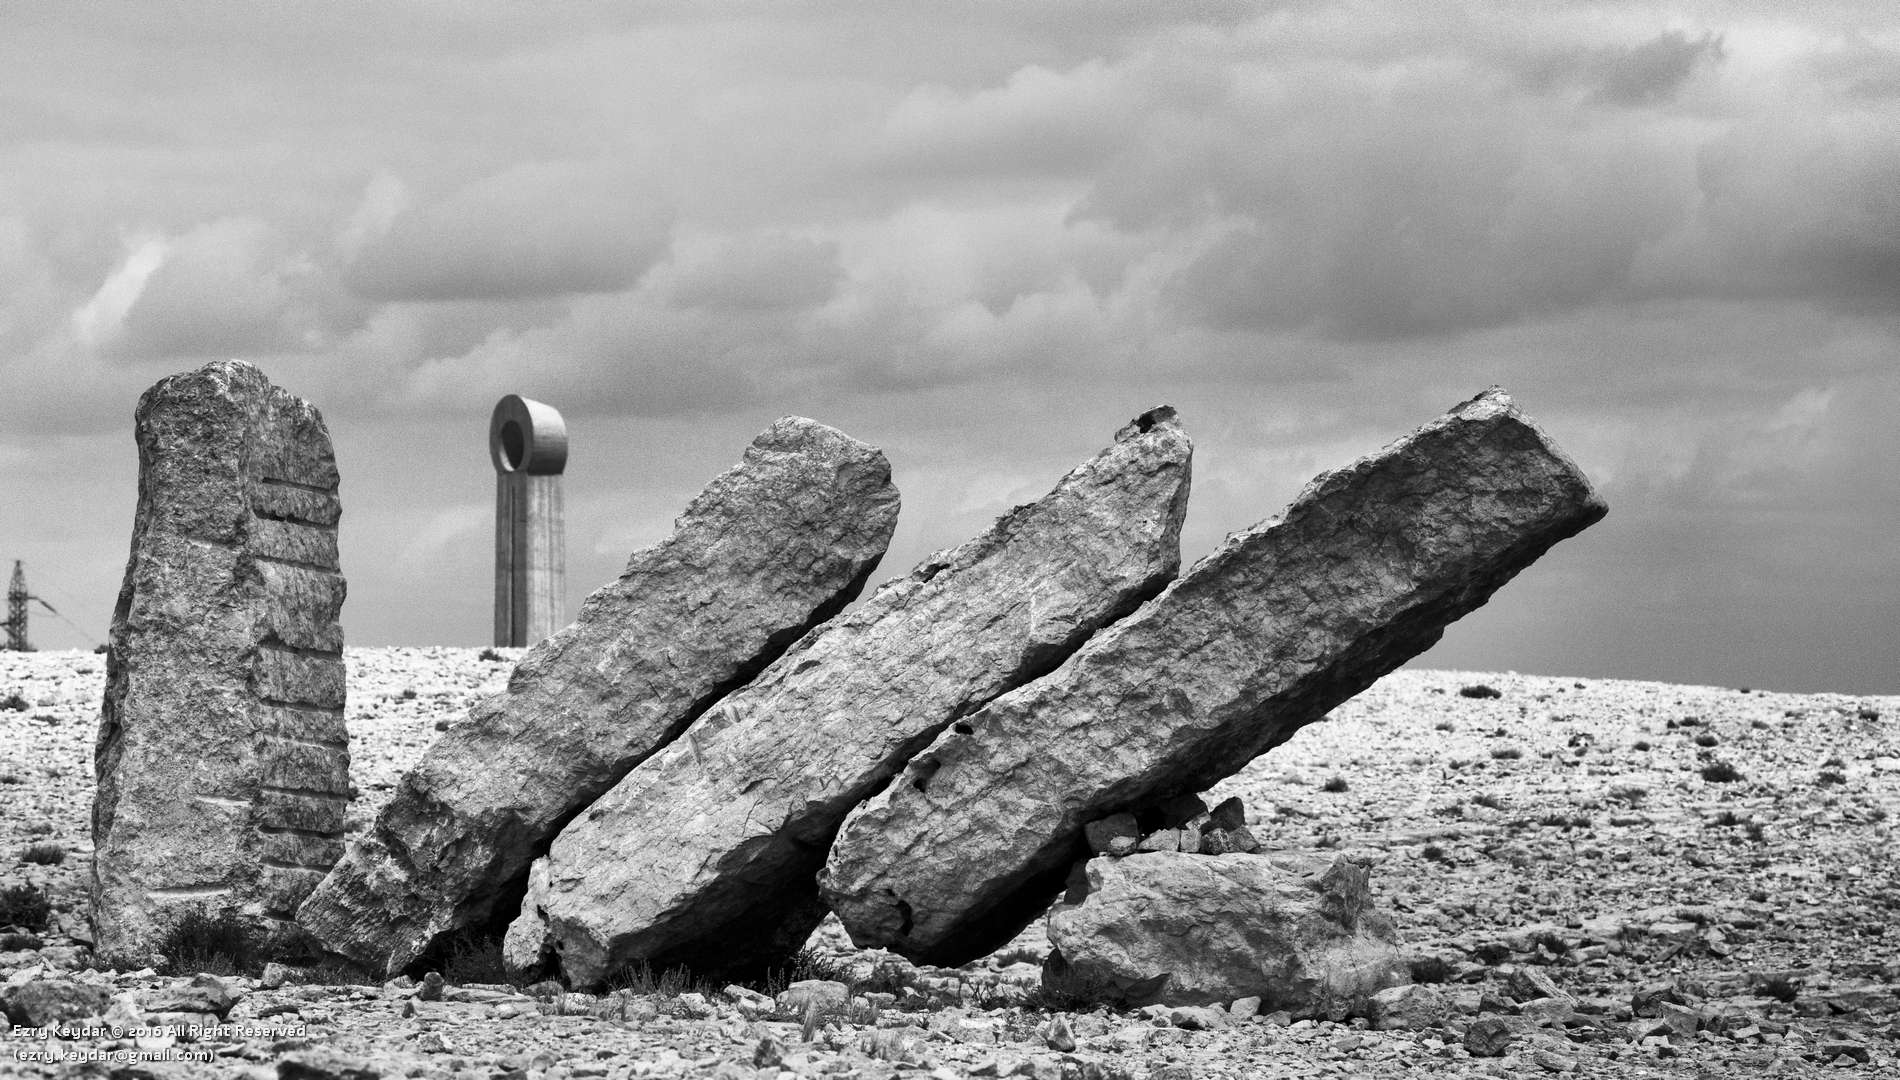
xmin=490 ymin=395 xmax=568 ymax=476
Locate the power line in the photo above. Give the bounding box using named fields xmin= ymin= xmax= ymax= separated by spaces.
xmin=3 ymin=561 xmax=105 ymax=651
xmin=26 ymin=572 xmax=106 ymax=649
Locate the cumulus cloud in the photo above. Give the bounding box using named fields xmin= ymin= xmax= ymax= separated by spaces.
xmin=110 ymin=218 xmax=367 ymax=360
xmin=3 ymin=2 xmax=1897 ymax=692
xmin=662 ymin=233 xmax=844 ymax=312
xmin=70 ymin=234 xmax=168 ymax=350
xmin=344 ymin=161 xmax=674 ymax=302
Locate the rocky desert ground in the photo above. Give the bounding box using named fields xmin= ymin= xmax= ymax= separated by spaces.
xmin=1 ymin=646 xmax=1895 ymax=1079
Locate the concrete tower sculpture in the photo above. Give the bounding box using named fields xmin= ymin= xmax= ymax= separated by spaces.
xmin=491 ymin=395 xmax=567 ymax=646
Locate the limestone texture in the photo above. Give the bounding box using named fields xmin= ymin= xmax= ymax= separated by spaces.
xmin=92 ymin=360 xmax=348 ymax=966
xmin=1040 ymin=851 xmax=1408 ymax=1013
xmin=297 ymin=417 xmax=899 ymax=975
xmin=505 ymin=408 xmax=1192 ymax=987
xmin=820 ymin=388 xmax=1606 ymax=964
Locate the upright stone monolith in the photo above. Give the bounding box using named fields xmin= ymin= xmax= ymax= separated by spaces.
xmin=93 ymin=360 xmax=348 ymax=966
xmin=298 ymin=417 xmax=900 ymax=976
xmin=492 ymin=395 xmax=566 ymax=647
xmin=821 ymin=388 xmax=1607 ymax=965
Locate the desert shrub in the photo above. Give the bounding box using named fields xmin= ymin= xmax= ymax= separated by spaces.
xmin=0 ymin=774 xmax=21 ymax=785
xmin=607 ymin=959 xmax=702 ymax=998
xmin=19 ymin=842 xmax=64 ymax=865
xmin=1608 ymin=784 xmax=1648 ymax=804
xmin=1693 ymin=733 xmax=1719 ymax=747
xmin=1459 ymin=684 xmax=1501 ymax=699
xmin=1700 ymin=761 xmax=1743 ymax=783
xmin=1471 ymin=793 xmax=1505 ymax=811
xmin=1421 ymin=844 xmax=1448 ymax=863
xmin=0 ymin=883 xmax=52 ymax=931
xmin=157 ymin=908 xmax=259 ymax=976
xmin=477 ymin=648 xmax=506 ymax=663
xmin=1709 ymin=810 xmax=1741 ymax=828
xmin=0 ymin=693 xmax=28 ymax=711
xmin=1822 ymin=755 xmax=1846 ymax=768
xmin=297 ymin=960 xmax=376 ymax=986
xmin=1433 ymin=719 xmax=1454 ymax=732
xmin=990 ymin=945 xmax=1043 ymax=969
xmin=787 ymin=947 xmax=854 ymax=985
xmin=1675 ymin=715 xmax=1701 ymax=727
xmin=1859 ymin=707 xmax=1881 ymax=721
xmin=400 ymin=688 xmax=418 ymax=700
xmin=440 ymin=932 xmax=522 ymax=986
xmin=1320 ymin=775 xmax=1349 ymax=793
xmin=1818 ymin=770 xmax=1848 ymax=787
xmin=1490 ymin=746 xmax=1524 ymax=761
xmin=1744 ymin=821 xmax=1766 ymax=843
xmin=1631 ymin=740 xmax=1651 ymax=752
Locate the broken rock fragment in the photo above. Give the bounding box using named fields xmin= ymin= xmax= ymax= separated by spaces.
xmin=93 ymin=360 xmax=348 ymax=966
xmin=297 ymin=417 xmax=899 ymax=975
xmin=820 ymin=388 xmax=1606 ymax=964
xmin=1041 ymin=851 xmax=1407 ymax=1013
xmin=505 ymin=407 xmax=1192 ymax=987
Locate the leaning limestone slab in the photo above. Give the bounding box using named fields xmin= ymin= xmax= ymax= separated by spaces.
xmin=93 ymin=360 xmax=348 ymax=966
xmin=1043 ymin=851 xmax=1407 ymax=1013
xmin=820 ymin=388 xmax=1607 ymax=965
xmin=297 ymin=417 xmax=899 ymax=975
xmin=505 ymin=407 xmax=1193 ymax=987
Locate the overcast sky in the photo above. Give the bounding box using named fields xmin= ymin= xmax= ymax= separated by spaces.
xmin=1 ymin=3 xmax=1893 ymax=694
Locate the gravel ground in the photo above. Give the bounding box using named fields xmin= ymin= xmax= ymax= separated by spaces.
xmin=1 ymin=647 xmax=1896 ymax=1079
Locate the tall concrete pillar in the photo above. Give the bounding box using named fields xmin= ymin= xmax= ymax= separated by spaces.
xmin=491 ymin=395 xmax=567 ymax=647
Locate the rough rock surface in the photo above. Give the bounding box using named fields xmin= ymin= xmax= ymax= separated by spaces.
xmin=1042 ymin=851 xmax=1407 ymax=1013
xmin=92 ymin=360 xmax=348 ymax=967
xmin=298 ymin=417 xmax=899 ymax=975
xmin=821 ymin=388 xmax=1607 ymax=964
xmin=4 ymin=649 xmax=1898 ymax=1078
xmin=506 ymin=408 xmax=1192 ymax=987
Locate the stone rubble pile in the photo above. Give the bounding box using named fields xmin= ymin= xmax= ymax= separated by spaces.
xmin=6 ymin=643 xmax=1897 ymax=1074
xmin=1 ymin=936 xmax=1892 ymax=1075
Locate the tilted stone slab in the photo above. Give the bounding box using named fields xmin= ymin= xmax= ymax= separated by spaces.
xmin=504 ymin=407 xmax=1193 ymax=987
xmin=92 ymin=360 xmax=348 ymax=965
xmin=819 ymin=388 xmax=1607 ymax=965
xmin=297 ymin=417 xmax=899 ymax=975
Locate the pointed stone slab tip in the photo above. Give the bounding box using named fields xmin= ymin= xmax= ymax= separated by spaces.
xmin=504 ymin=406 xmax=1192 ymax=988
xmin=296 ymin=417 xmax=899 ymax=976
xmin=819 ymin=387 xmax=1608 ymax=965
xmin=93 ymin=360 xmax=348 ymax=966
